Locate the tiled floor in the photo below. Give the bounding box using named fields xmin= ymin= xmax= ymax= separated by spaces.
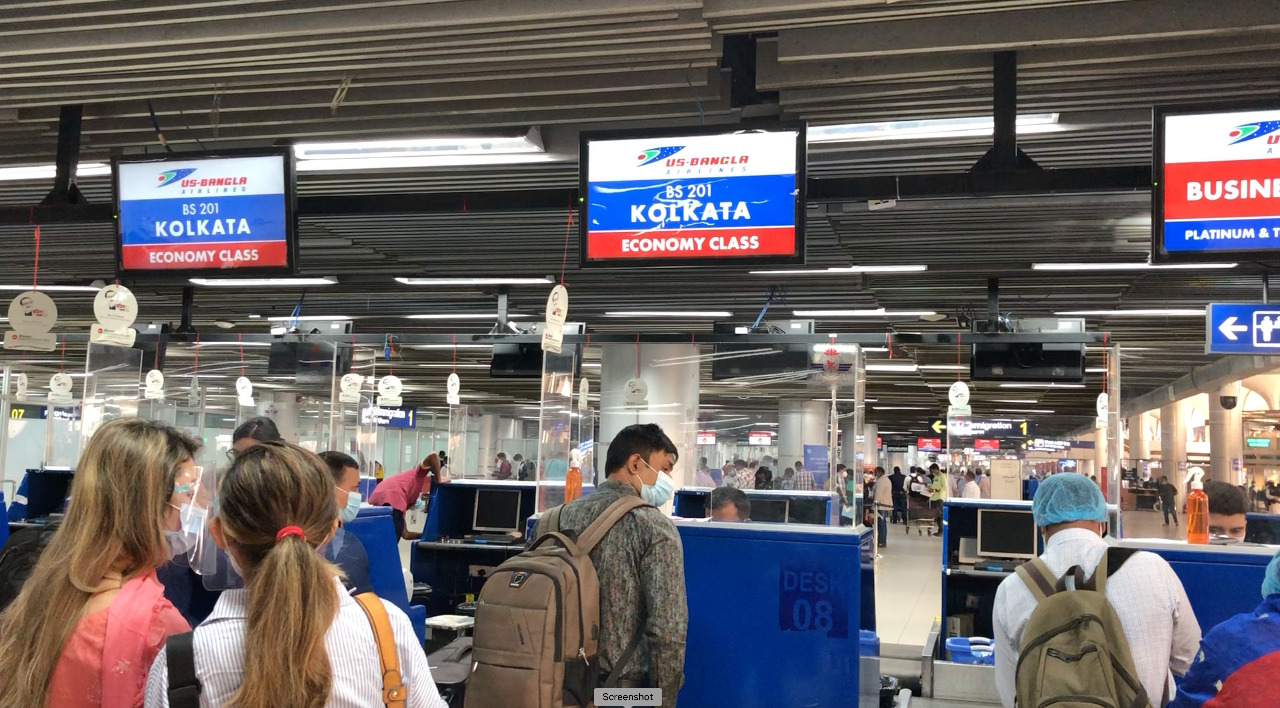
xmin=875 ymin=519 xmax=945 ymax=647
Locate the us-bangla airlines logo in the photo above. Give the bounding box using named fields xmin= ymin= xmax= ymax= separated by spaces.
xmin=1228 ymin=121 xmax=1280 ymax=145
xmin=156 ymin=168 xmax=197 ymax=187
xmin=636 ymin=146 xmax=684 ymax=166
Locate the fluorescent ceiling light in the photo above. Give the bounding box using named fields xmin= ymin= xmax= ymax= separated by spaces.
xmin=794 ymin=309 xmax=937 ymax=318
xmin=0 ymin=162 xmax=111 ymax=182
xmin=396 ymin=276 xmax=555 ymax=286
xmin=0 ymin=284 xmax=99 ymax=292
xmin=413 ymin=344 xmax=494 ymax=350
xmin=917 ymin=364 xmax=967 ymax=371
xmin=190 ymin=277 xmax=337 ymax=287
xmin=999 ymin=383 xmax=1086 ymax=389
xmin=866 ymin=363 xmax=919 ymax=373
xmin=751 ymin=265 xmax=927 ymax=275
xmin=1033 ymin=262 xmax=1238 ymax=271
xmin=294 ymin=131 xmax=543 ymax=161
xmin=1085 ymin=367 xmax=1108 ymax=373
xmin=417 ymin=363 xmax=491 ymax=369
xmin=811 ymin=344 xmax=888 ymax=353
xmin=266 ymin=315 xmax=353 ymax=322
xmin=1055 ymin=309 xmax=1203 ymax=317
xmin=247 ymin=313 xmax=262 ymax=319
xmin=808 ymin=113 xmax=1060 ymax=143
xmin=582 ymin=362 xmax=601 ymax=368
xmin=194 ymin=342 xmax=272 ymax=348
xmin=992 ymin=399 xmax=1038 ymax=404
xmin=604 ymin=311 xmax=731 ymax=318
xmin=872 ymin=405 xmax=930 ymax=410
xmin=997 ymin=409 xmax=1055 ymax=414
xmin=405 ymin=313 xmax=530 ymax=320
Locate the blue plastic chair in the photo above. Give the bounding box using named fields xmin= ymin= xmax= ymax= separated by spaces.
xmin=6 ymin=475 xmax=27 ymax=523
xmin=345 ymin=506 xmax=427 ymax=644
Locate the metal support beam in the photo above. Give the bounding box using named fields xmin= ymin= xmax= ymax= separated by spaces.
xmin=496 ymin=288 xmax=510 ymax=331
xmin=1265 ymin=271 xmax=1271 ymax=305
xmin=40 ymin=105 xmax=85 ymax=207
xmin=987 ymin=278 xmax=1000 ymax=325
xmin=973 ymin=52 xmax=1038 ymax=172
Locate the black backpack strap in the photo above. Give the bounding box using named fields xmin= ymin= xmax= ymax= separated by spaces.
xmin=603 ymin=633 xmax=646 ymax=688
xmin=165 ymin=632 xmax=202 ymax=708
xmin=1092 ymin=547 xmax=1140 ymax=595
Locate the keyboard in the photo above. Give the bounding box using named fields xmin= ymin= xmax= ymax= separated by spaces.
xmin=473 ymin=534 xmax=520 ymax=545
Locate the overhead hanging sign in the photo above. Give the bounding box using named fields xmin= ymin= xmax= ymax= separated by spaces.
xmin=235 ymin=376 xmax=255 ymax=408
xmin=114 ymin=150 xmax=296 ymax=275
xmin=974 ymin=438 xmax=1001 ymax=452
xmin=748 ymin=431 xmax=773 ymax=446
xmin=361 ymin=405 xmax=416 ymax=428
xmin=948 ymin=380 xmax=970 ymax=407
xmin=1204 ymin=302 xmax=1280 ymax=354
xmin=1247 ymin=436 xmax=1272 ymax=449
xmin=580 ymin=125 xmax=806 ymax=267
xmin=938 ymin=418 xmax=1032 ymax=438
xmin=338 ymin=373 xmax=362 ymax=404
xmin=48 ymin=372 xmax=73 ymax=403
xmin=144 ymin=369 xmax=165 ymax=400
xmin=5 ymin=291 xmax=57 ymax=352
xmin=93 ymin=284 xmax=137 ymax=332
xmin=917 ymin=437 xmax=943 ymax=452
xmin=697 ymin=431 xmax=717 ymax=445
xmin=377 ymin=374 xmax=403 ymax=407
xmin=1154 ymin=105 xmax=1280 ymax=262
xmin=446 ymin=373 xmax=460 ymax=406
xmin=541 ymin=284 xmax=568 ymax=354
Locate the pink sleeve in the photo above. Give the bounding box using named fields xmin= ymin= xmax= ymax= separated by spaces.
xmin=134 ymin=600 xmax=190 ymax=706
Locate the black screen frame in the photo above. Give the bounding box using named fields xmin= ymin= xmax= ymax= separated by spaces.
xmin=112 ymin=146 xmax=299 ymax=280
xmin=578 ymin=122 xmax=808 ymax=269
xmin=1152 ymin=101 xmax=1280 ymax=264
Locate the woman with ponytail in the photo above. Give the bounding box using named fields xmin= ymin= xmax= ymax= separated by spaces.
xmin=144 ymin=442 xmax=446 ymax=708
xmin=0 ymin=417 xmax=200 ymax=707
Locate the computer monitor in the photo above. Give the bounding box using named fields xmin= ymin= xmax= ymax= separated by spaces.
xmin=976 ymin=508 xmax=1038 ymax=560
xmin=473 ymin=489 xmax=522 ymax=532
xmin=751 ymin=498 xmax=789 ymax=523
xmin=788 ymin=497 xmax=826 ymax=525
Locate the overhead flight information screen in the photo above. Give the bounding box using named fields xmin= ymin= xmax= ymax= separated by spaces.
xmin=1155 ymin=105 xmax=1280 ymax=262
xmin=580 ymin=125 xmax=806 ymax=267
xmin=114 ymin=149 xmax=297 ymax=276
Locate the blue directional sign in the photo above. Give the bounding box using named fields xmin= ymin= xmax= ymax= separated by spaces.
xmin=1205 ymin=303 xmax=1280 ymax=353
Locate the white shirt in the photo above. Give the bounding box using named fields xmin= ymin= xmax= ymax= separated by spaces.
xmin=992 ymin=529 xmax=1200 ymax=708
xmin=962 ymin=481 xmax=982 ymax=499
xmin=873 ymin=475 xmax=893 ymax=507
xmin=144 ymin=578 xmax=447 ymax=708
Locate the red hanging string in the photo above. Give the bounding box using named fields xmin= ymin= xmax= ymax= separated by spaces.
xmin=887 ymin=332 xmax=892 ymax=359
xmin=238 ymin=333 xmax=244 ymax=377
xmin=560 ymin=202 xmax=574 ymax=285
xmin=193 ymin=334 xmax=200 ymax=377
xmin=32 ymin=226 xmax=40 ymax=293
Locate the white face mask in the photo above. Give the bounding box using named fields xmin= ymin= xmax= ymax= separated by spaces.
xmin=636 ymin=460 xmax=675 ymax=506
xmin=166 ymin=502 xmax=205 ymax=559
xmin=338 ymin=487 xmax=362 ymax=524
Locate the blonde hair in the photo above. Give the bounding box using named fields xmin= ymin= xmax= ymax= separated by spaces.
xmin=0 ymin=417 xmax=199 ymax=708
xmin=217 ymin=442 xmax=340 ymax=708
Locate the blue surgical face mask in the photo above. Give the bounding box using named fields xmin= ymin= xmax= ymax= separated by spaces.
xmin=338 ymin=487 xmax=362 ymax=524
xmin=636 ymin=461 xmax=675 ymax=507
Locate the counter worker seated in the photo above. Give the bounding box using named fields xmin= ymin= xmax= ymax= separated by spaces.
xmin=318 ymin=451 xmax=373 ymax=595
xmin=368 ymin=453 xmax=444 ymax=541
xmin=1170 ymin=548 xmax=1280 ymax=708
xmin=710 ymin=486 xmax=750 ymax=522
xmin=531 ymin=424 xmax=687 ymax=708
xmin=1204 ymin=480 xmax=1248 ymax=541
xmin=993 ymin=473 xmax=1201 ymax=708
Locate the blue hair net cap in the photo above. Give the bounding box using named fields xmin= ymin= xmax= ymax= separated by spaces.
xmin=1032 ymin=473 xmax=1107 ymax=528
xmin=1263 ymin=548 xmax=1280 ymax=598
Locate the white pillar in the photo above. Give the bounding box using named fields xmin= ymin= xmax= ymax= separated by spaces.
xmin=864 ymin=424 xmax=880 ymax=469
xmin=779 ymin=400 xmax=827 ymax=473
xmin=839 ymin=416 xmax=860 ymax=467
xmin=1094 ymin=430 xmax=1107 ymax=479
xmin=478 ymin=414 xmax=500 ymax=473
xmin=1210 ymin=383 xmax=1244 ymax=484
xmin=1160 ymin=402 xmax=1186 ymax=506
xmin=599 ymin=344 xmax=700 ymax=489
xmin=1129 ymin=413 xmax=1151 ymax=460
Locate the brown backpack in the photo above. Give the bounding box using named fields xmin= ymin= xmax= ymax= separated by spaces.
xmin=465 ymin=496 xmax=652 ymax=708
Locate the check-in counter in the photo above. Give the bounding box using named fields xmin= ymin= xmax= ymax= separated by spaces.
xmin=675 ymin=521 xmax=877 ymax=708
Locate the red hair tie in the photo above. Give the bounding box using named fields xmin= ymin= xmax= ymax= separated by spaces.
xmin=275 ymin=525 xmax=305 ymax=543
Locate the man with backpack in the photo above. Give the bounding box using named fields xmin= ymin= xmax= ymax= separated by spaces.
xmin=466 ymin=424 xmax=687 ymax=708
xmin=993 ymin=472 xmax=1201 ymax=708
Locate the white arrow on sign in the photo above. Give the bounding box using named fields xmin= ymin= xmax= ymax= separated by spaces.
xmin=1219 ymin=316 xmax=1249 ymax=341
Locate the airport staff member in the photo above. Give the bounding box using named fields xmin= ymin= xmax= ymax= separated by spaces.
xmin=532 ymin=424 xmax=686 ymax=707
xmin=1170 ymin=547 xmax=1280 ymax=708
xmin=1205 ymin=480 xmax=1249 ymax=540
xmin=710 ymin=487 xmax=750 ymax=522
xmin=368 ymin=453 xmax=443 ymax=540
xmin=993 ymin=473 xmax=1201 ymax=708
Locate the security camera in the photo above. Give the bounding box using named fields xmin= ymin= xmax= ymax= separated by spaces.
xmin=1220 ymin=396 xmax=1238 ymax=410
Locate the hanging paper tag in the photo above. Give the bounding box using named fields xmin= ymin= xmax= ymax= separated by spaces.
xmin=1096 ymin=392 xmax=1109 ymax=418
xmin=339 ymin=372 xmax=362 ymax=404
xmin=89 ymin=324 xmax=137 ymax=347
xmin=578 ymin=377 xmax=589 ymax=412
xmin=377 ymin=375 xmax=403 ymax=407
xmin=948 ymin=380 xmax=970 ymax=408
xmin=446 ymin=373 xmax=461 ymax=406
xmin=236 ymin=376 xmax=255 ymax=408
xmin=541 ymin=284 xmax=568 ymax=355
xmin=93 ymin=284 xmax=138 ymax=333
xmin=624 ymin=377 xmax=648 ymax=408
xmin=15 ymin=372 xmax=27 ymax=399
xmin=144 ymin=369 xmax=165 ymax=400
xmin=188 ymin=375 xmax=201 ymax=407
xmin=6 ymin=290 xmax=58 ymax=352
xmin=48 ymin=372 xmax=73 ymax=403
